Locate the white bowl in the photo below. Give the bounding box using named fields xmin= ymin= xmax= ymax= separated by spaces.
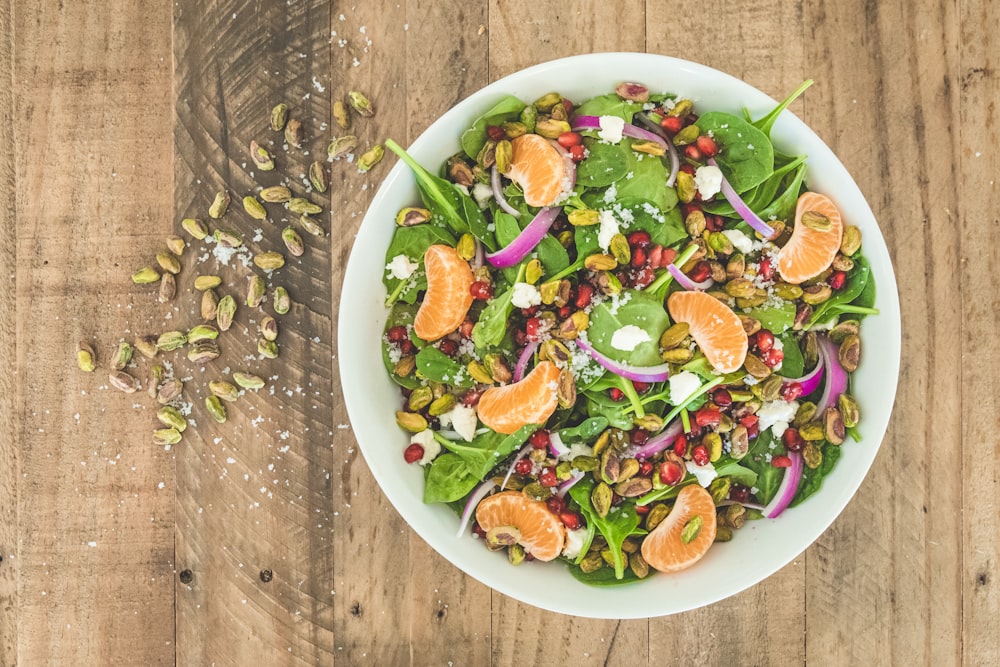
xmin=339 ymin=52 xmax=901 ymax=618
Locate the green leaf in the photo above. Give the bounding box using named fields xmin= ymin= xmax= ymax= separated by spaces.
xmin=535 ymin=234 xmax=570 ymax=275
xmin=791 ymin=441 xmax=842 ymax=507
xmin=586 ymin=289 xmax=671 ymax=366
xmin=567 ymin=564 xmax=643 ymax=586
xmin=695 ymin=112 xmax=774 ymax=193
xmin=382 ymin=303 xmax=422 ymax=389
xmin=573 ymin=93 xmax=643 ymax=122
xmin=568 ymin=478 xmax=645 ymax=579
xmin=383 ymin=225 xmax=456 ymax=303
xmin=436 ymin=425 xmax=538 ymax=480
xmin=807 ymin=256 xmax=872 ymax=327
xmin=415 ymin=346 xmax=472 ymax=387
xmin=583 ymin=390 xmax=635 ymax=430
xmin=423 ymin=453 xmax=479 ymax=504
xmin=614 ymin=144 xmax=678 ymax=211
xmin=776 ymin=332 xmax=805 ymax=378
xmin=713 ymin=458 xmax=759 ymax=488
xmin=742 ymin=429 xmax=784 ymax=505
xmin=576 ymin=141 xmax=631 ymax=187
xmin=750 ymin=80 xmax=814 ymax=138
xmin=471 ymin=265 xmax=524 ymax=349
xmin=757 ymin=160 xmax=806 ymax=223
xmin=460 ymin=95 xmax=526 ymax=159
xmin=747 ymin=301 xmax=797 ymax=333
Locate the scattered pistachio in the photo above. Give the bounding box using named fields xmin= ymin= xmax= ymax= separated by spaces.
xmin=456 ymin=233 xmax=476 ymax=262
xmin=357 ymin=144 xmax=384 ymax=173
xmin=109 ymin=370 xmax=139 ymax=393
xmin=214 ymin=228 xmax=243 ymax=248
xmin=205 ymin=395 xmax=227 ymax=423
xmin=260 ymin=186 xmax=292 ymax=203
xmin=194 ymin=275 xmax=222 ymax=291
xmin=591 ymin=481 xmax=613 ymax=518
xmin=158 ymin=273 xmax=176 ymax=303
xmin=508 ymin=543 xmax=526 ymax=566
xmin=272 ymin=286 xmax=290 ymax=315
xmin=131 ymin=267 xmax=161 ymax=284
xmin=838 ymin=334 xmax=861 ymax=372
xmin=257 ymin=338 xmax=278 ymax=359
xmin=841 ymin=225 xmax=862 ymax=256
xmin=249 ymin=140 xmax=275 ymax=171
xmin=165 ymin=235 xmax=185 ymax=256
xmin=216 ymin=295 xmax=237 ymax=331
xmin=308 ymin=160 xmax=328 ymax=193
xmin=284 ymin=118 xmax=303 ymax=147
xmin=155 ymin=377 xmax=182 ymax=405
xmin=187 ymin=342 xmax=220 ymax=364
xmin=201 ymin=289 xmax=219 ymax=321
xmin=667 ymin=99 xmax=693 ymax=117
xmin=680 ymin=515 xmax=703 ymax=544
xmin=297 ymin=215 xmax=324 ymax=237
xmin=800 ymin=210 xmax=833 ymax=231
xmin=673 ymin=124 xmax=701 ymax=146
xmin=111 ymin=341 xmax=133 ymax=371
xmin=156 ymin=406 xmax=187 ymax=432
xmin=181 ymin=218 xmax=208 ymax=240
xmin=260 ymin=315 xmax=278 ymax=342
xmin=153 ymin=428 xmax=182 ymax=446
xmin=187 ymin=324 xmax=219 ymax=343
xmin=77 ymin=342 xmax=96 ymax=372
xmin=395 ymin=411 xmax=427 ymax=433
xmin=135 ymin=335 xmax=158 ymax=360
xmin=333 ymin=99 xmax=349 ymax=130
xmin=270 ymin=103 xmax=289 ymax=132
xmin=243 ymin=195 xmax=268 ymax=220
xmin=254 ymin=251 xmax=285 ymax=271
xmin=347 ymin=90 xmax=375 ymax=117
xmin=246 ymin=274 xmax=266 ymax=307
xmin=288 ymin=198 xmax=322 ymax=216
xmin=676 ymin=171 xmax=696 ymax=203
xmin=156 ymin=331 xmax=187 ymax=352
xmin=328 ymin=135 xmax=358 ymax=160
xmin=209 ymin=380 xmax=240 ymax=402
xmin=208 ymin=190 xmax=230 ymax=219
xmin=233 ymin=372 xmax=265 ymax=390
xmin=584 ymin=253 xmax=617 ymax=271
xmin=395 ymin=207 xmax=431 ymax=227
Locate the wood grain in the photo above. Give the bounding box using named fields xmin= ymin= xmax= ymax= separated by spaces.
xmin=173 ymin=1 xmax=335 ymax=665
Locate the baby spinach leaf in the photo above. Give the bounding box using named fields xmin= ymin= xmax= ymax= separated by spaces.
xmin=567 ymin=564 xmax=642 ymax=586
xmin=713 ymin=458 xmax=759 ymax=488
xmin=437 ymin=425 xmax=538 ymax=480
xmin=423 ymin=453 xmax=479 ymax=504
xmin=791 ymin=441 xmax=841 ymax=507
xmin=460 ymin=95 xmax=526 ymax=159
xmin=494 ymin=210 xmax=521 ymax=247
xmin=615 ymin=145 xmax=677 ymax=211
xmin=382 ymin=303 xmax=421 ymax=389
xmin=584 ymin=390 xmax=634 ymax=430
xmin=573 ymin=93 xmax=643 ymax=122
xmin=776 ymin=332 xmax=805 ymax=377
xmin=750 ymin=79 xmax=814 ymax=138
xmin=757 ymin=160 xmax=806 ymax=223
xmin=556 ymin=416 xmax=609 ymax=443
xmin=536 ymin=234 xmax=570 ymax=275
xmin=696 ymin=112 xmax=774 ymax=193
xmin=569 ymin=478 xmax=645 ymax=579
xmin=747 ymin=301 xmax=796 ymax=333
xmin=742 ymin=430 xmax=784 ymax=505
xmin=576 ymin=141 xmax=630 ymax=187
xmin=415 ymin=346 xmax=472 ymax=387
xmin=807 ymin=257 xmax=871 ymax=326
xmin=587 ymin=289 xmax=671 ymax=366
xmin=471 ymin=264 xmax=524 ymax=349
xmin=383 ymin=225 xmax=456 ymax=303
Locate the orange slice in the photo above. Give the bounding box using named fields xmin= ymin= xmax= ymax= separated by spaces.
xmin=476 ymin=361 xmax=560 ymax=435
xmin=667 ymin=290 xmax=748 ymax=374
xmin=640 ymin=484 xmax=717 ymax=573
xmin=504 ymin=133 xmax=569 ymax=207
xmin=475 ymin=490 xmax=566 ymax=561
xmin=776 ymin=191 xmax=845 ymax=284
xmin=413 ymin=244 xmax=474 ymax=341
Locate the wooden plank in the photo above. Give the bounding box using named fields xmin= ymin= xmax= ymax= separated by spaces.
xmin=960 ymin=0 xmax=1000 ymax=663
xmin=0 ymin=0 xmax=16 ymax=662
xmin=173 ymin=2 xmax=335 ymax=664
xmin=801 ymin=0 xmax=963 ymax=664
xmin=644 ymin=3 xmax=809 ymax=663
xmin=10 ymin=1 xmax=175 ymax=663
xmin=329 ymin=2 xmax=493 ymax=664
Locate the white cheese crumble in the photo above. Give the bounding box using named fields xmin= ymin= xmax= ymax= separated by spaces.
xmin=610 ymin=325 xmax=651 ymax=352
xmin=758 ymin=399 xmax=800 ymax=439
xmin=597 ymin=115 xmax=625 ymax=143
xmin=471 ymin=182 xmax=493 ymax=209
xmin=410 ymin=429 xmax=440 ymax=465
xmin=668 ymin=371 xmax=702 ymax=405
xmin=386 ymin=254 xmax=418 ymax=280
xmin=510 ymin=282 xmax=542 ymax=309
xmin=722 ymin=228 xmax=754 ymax=254
xmin=686 ymin=460 xmax=718 ymax=487
xmin=439 ymin=405 xmax=478 ymax=442
xmin=694 ymin=164 xmax=724 ymax=199
xmin=562 ymin=528 xmax=588 ymax=560
xmin=597 ymin=210 xmax=620 ymax=251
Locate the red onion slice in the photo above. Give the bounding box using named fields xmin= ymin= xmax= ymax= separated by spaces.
xmin=667 ymin=263 xmax=714 ymax=291
xmin=500 ymin=443 xmax=533 ymax=491
xmin=571 ymin=115 xmax=667 ymax=149
xmin=485 ymin=206 xmax=560 ymax=268
xmin=630 ymin=113 xmax=681 ymax=187
xmin=762 ymin=450 xmax=803 ymax=519
xmin=708 ymin=157 xmax=775 ymax=238
xmin=456 ymin=479 xmax=496 ymax=537
xmin=513 ymin=340 xmax=540 ymax=383
xmin=815 ymin=335 xmax=849 ymax=415
xmin=548 ymin=431 xmax=570 ymax=459
xmin=632 ymin=419 xmax=683 ymax=460
xmin=491 ymin=166 xmax=521 ymax=218
xmin=781 ymin=357 xmax=825 ymax=396
xmin=556 ymin=471 xmax=586 ymax=499
xmin=575 ymin=337 xmax=672 ymax=383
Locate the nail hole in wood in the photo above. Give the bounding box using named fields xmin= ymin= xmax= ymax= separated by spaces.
xmin=179 ymin=569 xmax=193 ymax=584
xmin=259 ymin=568 xmax=273 ymax=583
xmin=350 ymin=602 xmax=362 ymax=617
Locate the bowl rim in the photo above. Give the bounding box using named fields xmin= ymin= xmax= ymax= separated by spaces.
xmin=338 ymin=51 xmax=901 ymax=618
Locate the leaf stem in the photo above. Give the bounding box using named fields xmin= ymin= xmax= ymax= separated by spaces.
xmin=644 ymin=243 xmax=699 ymax=298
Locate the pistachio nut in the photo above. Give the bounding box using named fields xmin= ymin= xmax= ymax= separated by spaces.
xmin=243 ymin=196 xmax=268 ymax=220
xmin=793 ymin=303 xmax=814 ymax=331
xmin=276 ymin=226 xmax=304 ymax=258
xmin=246 ymin=274 xmax=265 ymax=308
xmin=709 ymin=477 xmax=732 ymax=504
xmin=327 ymin=135 xmax=358 ymax=160
xmin=249 ymin=140 xmax=275 ymax=171
xmin=708 ymin=231 xmax=734 ymax=255
xmin=615 ymin=476 xmax=652 ymax=498
xmin=518 ymin=104 xmax=537 ymax=132
xmin=205 ymin=395 xmax=227 ymax=424
xmin=757 ymin=375 xmax=783 ymax=402
xmin=743 ymin=353 xmax=772 ymax=379
xmin=347 ymin=90 xmax=374 ymax=117
xmin=660 ymin=347 xmax=694 ymax=364
xmin=578 ymin=551 xmax=604 ymax=574
xmin=568 ymin=209 xmax=600 ymax=227
xmin=557 ymin=230 xmax=573 ymax=248
xmin=659 ymin=322 xmax=690 ymax=350
xmin=131 ymin=267 xmax=161 ymax=284
xmin=395 ymin=207 xmax=431 ymax=227
xmin=724 ymin=503 xmax=746 ymax=529
xmin=257 ymin=338 xmax=278 ymax=359
xmin=600 ymin=449 xmax=621 ymax=485
xmin=507 ymin=543 xmax=527 ymax=566
xmin=772 ymin=283 xmax=803 ymax=300
xmin=591 ymin=481 xmax=613 ymax=518
xmin=201 ymin=289 xmax=219 ymax=322
xmin=156 ymin=406 xmax=187 ymax=432
xmin=584 ymin=253 xmax=617 ymax=271
xmin=838 ymin=394 xmax=860 ymax=428
xmin=557 ymin=311 xmax=589 ymax=340
xmin=676 ymin=170 xmax=696 ymax=203
xmin=214 ymin=228 xmax=243 ymax=248
xmin=793 ymin=401 xmax=818 ymax=428
xmin=259 ymin=186 xmax=291 ymax=204
xmin=533 ymin=92 xmax=562 ymax=112
xmin=629 ymin=552 xmax=650 ymax=579
xmin=208 ymin=190 xmax=230 ymax=219
xmin=631 ymin=140 xmax=666 ymax=156
xmin=633 ymin=414 xmax=664 ymax=432
xmin=187 ymin=324 xmax=219 ymax=344
xmin=297 ymin=215 xmax=324 ymax=237
xmin=680 ymin=515 xmax=703 ymax=544
xmin=729 ymin=424 xmax=750 ymax=460
xmin=76 ymin=342 xmax=96 ymax=372
xmin=284 ymin=117 xmax=303 ymax=147
xmin=153 ymin=428 xmax=182 ymax=446
xmin=112 ymin=341 xmax=133 ymax=371
xmin=799 ymin=422 xmax=825 ymax=441
xmin=465 ymin=361 xmax=493 ymax=384
xmin=539 ymin=279 xmax=560 ymax=305
xmin=535 ymin=118 xmax=572 ymax=139
xmin=484 ymin=354 xmax=511 ymax=384
xmin=288 ymin=198 xmax=322 ymax=216
xmin=209 ymin=380 xmax=239 ymax=402
xmin=841 ymin=225 xmax=862 ymax=256
xmin=216 ymin=295 xmax=237 ymax=332
xmin=254 ymin=251 xmax=285 ymax=271
xmin=726 ymin=252 xmax=746 ymax=281
xmin=272 ymin=286 xmax=291 ymax=315
xmin=801 ymin=284 xmax=832 ymax=305
xmin=609 ymin=233 xmax=631 ymax=265
xmin=673 ymin=124 xmax=701 ymax=146
xmin=181 ymin=218 xmax=208 ymax=240
xmin=838 ymin=334 xmax=861 ymax=372
xmin=667 ymin=98 xmax=692 ymax=117
xmin=357 ymin=145 xmax=384 ymax=173
xmin=557 ymin=369 xmax=576 ymax=408
xmin=685 ymin=209 xmax=707 ymax=237
xmin=135 ymin=335 xmax=158 ymax=360
xmin=800 ymin=210 xmax=833 ymax=231
xmin=395 ymin=411 xmax=427 ymax=433
xmin=156 ymin=331 xmax=187 ymax=352
xmin=155 ymin=378 xmax=182 ymax=405
xmin=146 ymin=365 xmax=164 ymax=398
xmin=735 ymin=292 xmax=768 ymax=309
xmin=308 ymin=160 xmax=328 ymax=193
xmin=233 ymin=372 xmax=265 ymax=390
xmin=109 ymin=370 xmax=139 ymax=393
xmin=502 ymin=121 xmax=527 ymax=138
xmin=455 ymin=233 xmax=476 ymax=262
xmin=192 ymin=275 xmax=221 ymax=292
xmin=703 ymin=432 xmax=723 ymax=462
xmin=615 ymin=81 xmax=650 ymax=102
xmin=407 ymin=387 xmax=434 ymax=412
xmin=427 ymin=394 xmax=456 ymax=417
xmin=260 ymin=315 xmax=278 ymax=342
xmin=714 ymin=526 xmax=734 ymax=542
xmin=723 ymin=278 xmax=756 ymax=299
xmin=802 ymin=441 xmax=823 ymax=469
xmin=831 ymin=254 xmax=855 ymax=272
xmin=333 ymin=99 xmax=349 ymax=130
xmin=829 ymin=319 xmax=860 ymax=344
xmin=270 ymin=103 xmax=289 ymax=132
xmin=187 ymin=342 xmax=220 ymax=364
xmin=617 ymin=457 xmax=641 ymax=483
xmin=645 ymin=502 xmax=670 ymax=531
xmin=540 ymin=340 xmax=571 ymax=364
xmin=495 ymin=139 xmax=513 ymax=174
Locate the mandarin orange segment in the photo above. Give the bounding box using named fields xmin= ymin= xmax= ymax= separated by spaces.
xmin=475 ymin=490 xmax=566 ymax=561
xmin=504 ymin=133 xmax=569 ymax=207
xmin=640 ymin=484 xmax=717 ymax=573
xmin=475 ymin=361 xmax=560 ymax=435
xmin=413 ymin=244 xmax=474 ymax=341
xmin=776 ymin=191 xmax=845 ymax=284
xmin=667 ymin=290 xmax=748 ymax=374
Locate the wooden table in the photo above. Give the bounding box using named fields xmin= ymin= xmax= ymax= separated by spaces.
xmin=1 ymin=0 xmax=996 ymax=664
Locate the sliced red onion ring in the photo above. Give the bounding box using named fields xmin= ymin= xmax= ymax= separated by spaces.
xmin=631 ymin=113 xmax=680 ymax=187
xmin=762 ymin=450 xmax=803 ymax=518
xmin=485 ymin=206 xmax=560 ymax=268
xmin=500 ymin=443 xmax=533 ymax=491
xmin=456 ymin=479 xmax=496 ymax=537
xmin=513 ymin=340 xmax=540 ymax=383
xmin=556 ymin=471 xmax=586 ymax=499
xmin=571 ymin=115 xmax=667 ymax=149
xmin=575 ymin=336 xmax=672 ymax=383
xmin=708 ymin=157 xmax=775 ymax=238
xmin=632 ymin=419 xmax=683 ymax=460
xmin=815 ymin=335 xmax=849 ymax=415
xmin=781 ymin=357 xmax=825 ymax=396
xmin=548 ymin=431 xmax=570 ymax=459
xmin=667 ymin=263 xmax=714 ymax=291
xmin=491 ymin=166 xmax=521 ymax=218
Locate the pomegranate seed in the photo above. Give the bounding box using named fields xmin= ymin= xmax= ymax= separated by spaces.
xmin=695 ymin=407 xmax=722 ymax=428
xmin=691 ymin=444 xmax=709 ymax=466
xmin=522 ymin=305 xmax=540 ymax=317
xmin=438 ymin=339 xmax=458 ymax=357
xmin=627 ymin=230 xmax=651 ymax=248
xmin=399 ymin=339 xmax=416 ymax=355
xmin=763 ymin=348 xmax=784 ymax=368
xmin=609 ymin=387 xmax=624 ymax=401
xmin=705 ymin=214 xmax=724 ymax=232
xmin=630 ymin=429 xmax=649 ymax=446
xmin=829 ymin=270 xmax=847 ymax=290
xmin=557 ymin=131 xmax=582 ymax=148
xmin=689 ymin=261 xmax=712 ymax=283
xmin=514 ymin=329 xmax=528 ymax=346
xmin=679 ymin=163 xmax=696 ymax=176
xmin=459 ymin=319 xmax=474 ymax=338
xmin=755 ymin=329 xmax=775 ymax=352
xmin=759 ymin=257 xmax=774 ymax=281
xmin=635 ymin=504 xmax=650 ymax=515
xmin=559 ymin=511 xmax=583 ymax=530
xmin=673 ymin=434 xmax=688 ymax=457
xmin=659 ymin=460 xmax=684 ymax=486
xmin=403 ymin=443 xmax=424 ymax=464
xmin=569 ymin=144 xmax=586 ymax=162
xmin=470 ymin=281 xmax=493 ymax=300
xmin=680 ymin=202 xmax=702 ymax=217
xmin=683 ymin=144 xmax=703 ymax=161
xmin=514 ymin=458 xmax=533 ymax=475
xmin=712 ymin=388 xmax=732 ymax=407
xmin=729 ymin=484 xmax=750 ymax=503
xmin=782 ymin=427 xmax=805 ymax=453
xmin=562 ymin=98 xmax=574 ymax=115
xmin=472 ymin=522 xmax=487 ymax=539
xmin=632 ymin=267 xmax=656 ymax=288
xmin=781 ymin=381 xmax=803 ymax=402
xmin=772 ymin=455 xmax=792 ymax=468
xmin=529 ymin=429 xmax=550 ymax=450
xmin=647 ymin=244 xmax=663 ymax=268
xmin=539 ymin=467 xmax=558 ymax=487
xmin=631 ymin=246 xmax=647 ymax=268
xmin=546 ymin=495 xmax=567 ymax=514
xmin=639 ymin=461 xmax=654 ymax=476
xmin=632 ymin=380 xmax=651 ymax=393
xmin=461 ymin=390 xmax=482 ymax=406
xmin=660 ymin=247 xmax=677 ymax=267
xmin=486 ymin=125 xmax=505 ymax=141
xmin=574 ymin=283 xmax=594 ymax=309
xmin=525 ymin=317 xmax=541 ymax=341
xmin=660 ymin=115 xmax=683 ymax=133
xmin=695 ymin=134 xmax=718 ymax=157
xmin=387 ymin=326 xmax=408 ymax=342
xmin=740 ymin=414 xmax=760 ymax=439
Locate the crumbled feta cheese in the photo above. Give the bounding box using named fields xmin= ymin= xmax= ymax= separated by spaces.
xmin=597 ymin=115 xmax=625 ymax=143
xmin=610 ymin=325 xmax=651 ymax=352
xmin=694 ymin=164 xmax=724 ymax=199
xmin=562 ymin=528 xmax=588 ymax=560
xmin=567 ymin=443 xmax=594 ymax=459
xmin=511 ymin=282 xmax=542 ymax=309
xmin=442 ymin=405 xmax=478 ymax=442
xmin=597 ymin=210 xmax=620 ymax=251
xmin=686 ymin=460 xmax=718 ymax=487
xmin=722 ymin=229 xmax=754 ymax=254
xmin=668 ymin=371 xmax=702 ymax=405
xmin=410 ymin=429 xmax=440 ymax=465
xmin=471 ymin=182 xmax=493 ymax=209
xmin=758 ymin=399 xmax=800 ymax=439
xmin=386 ymin=254 xmax=418 ymax=280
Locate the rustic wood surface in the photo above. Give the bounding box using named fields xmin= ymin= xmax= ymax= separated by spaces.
xmin=0 ymin=0 xmax=997 ymax=665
